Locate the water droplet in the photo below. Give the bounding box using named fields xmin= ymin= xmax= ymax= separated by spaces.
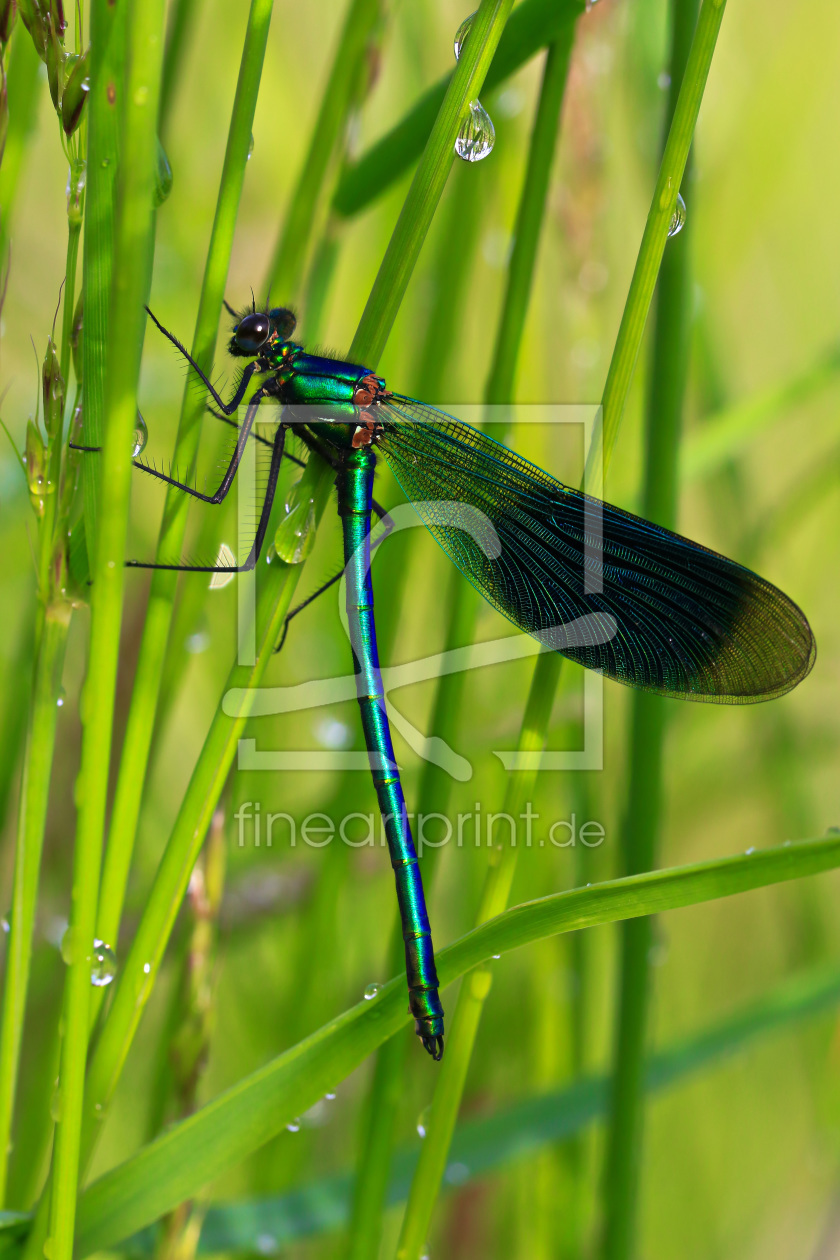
xmin=364 ymin=982 xmax=382 ymax=1000
xmin=91 ymin=939 xmax=117 ymax=987
xmin=255 ymin=1235 xmax=277 ymax=1255
xmin=492 ymin=954 xmax=500 ymax=960
xmin=453 ymin=11 xmax=476 ymax=60
xmin=286 ymin=1117 xmax=301 ymax=1133
xmin=49 ymin=1081 xmax=62 ymax=1122
xmin=657 ymin=71 xmax=671 ymax=90
xmin=1 ymin=917 xmax=10 ymax=934
xmin=417 ymin=1105 xmax=431 ymax=1138
xmin=585 ymin=0 xmax=601 ymax=10
xmin=209 ymin=543 xmax=237 ymax=589
xmin=455 ymin=100 xmax=495 ymax=163
xmin=445 ymin=1161 xmax=470 ymax=1185
xmin=668 ymin=192 xmax=686 ymax=237
xmin=143 ymin=962 xmax=151 ymax=974
xmin=273 ymin=478 xmax=316 ymax=564
xmin=132 ymin=408 xmax=148 ymax=458
xmin=745 ymin=846 xmax=755 ymax=855
xmin=247 ymin=133 xmax=255 ymax=161
xmin=185 ymin=630 xmax=210 ymax=654
xmin=56 ymin=687 xmax=66 ymax=708
xmin=325 ymin=1091 xmax=337 ymax=1101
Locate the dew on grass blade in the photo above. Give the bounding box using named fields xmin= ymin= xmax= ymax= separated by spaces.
xmin=364 ymin=982 xmax=382 ymax=1000
xmin=133 ymin=409 xmax=148 ymax=458
xmin=668 ymin=192 xmax=687 ymax=237
xmin=247 ymin=133 xmax=255 ymax=160
xmin=286 ymin=1117 xmax=301 ymax=1133
xmin=455 ymin=101 xmax=495 ymax=163
xmin=453 ymin=11 xmax=495 ymax=163
xmin=91 ymin=939 xmax=117 ymax=987
xmin=274 ymin=477 xmax=316 ymax=563
xmin=417 ymin=1105 xmax=431 ymax=1138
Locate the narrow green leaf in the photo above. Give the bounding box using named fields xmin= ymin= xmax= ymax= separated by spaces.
xmin=74 ymin=834 xmax=840 ymax=1254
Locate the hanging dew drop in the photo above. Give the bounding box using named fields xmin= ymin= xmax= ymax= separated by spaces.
xmin=455 ymin=100 xmax=495 ymax=163
xmin=91 ymin=939 xmax=117 ymax=987
xmin=56 ymin=687 xmax=66 ymax=708
xmin=417 ymin=1105 xmax=431 ymax=1138
xmin=286 ymin=1118 xmax=301 ymax=1133
xmin=247 ymin=133 xmax=255 ymax=161
xmin=453 ymin=11 xmax=476 ymax=60
xmin=132 ymin=409 xmax=148 ymax=458
xmin=668 ymin=192 xmax=686 ymax=238
xmin=274 ymin=479 xmax=317 ymax=564
xmin=363 ymin=982 xmax=382 ymax=1000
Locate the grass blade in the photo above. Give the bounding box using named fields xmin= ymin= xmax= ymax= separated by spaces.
xmin=73 ymin=833 xmax=840 ymax=1253
xmin=600 ymin=0 xmax=698 ymax=1254
xmin=48 ymin=1 xmax=167 ymax=1254
xmin=333 ymin=0 xmax=582 ymax=219
xmin=95 ymin=0 xmax=275 ymax=973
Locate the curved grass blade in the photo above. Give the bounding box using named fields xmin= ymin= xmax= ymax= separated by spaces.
xmin=73 ymin=834 xmax=840 ymax=1255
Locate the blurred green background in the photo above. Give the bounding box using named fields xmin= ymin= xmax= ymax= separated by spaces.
xmin=1 ymin=0 xmax=839 ymax=1254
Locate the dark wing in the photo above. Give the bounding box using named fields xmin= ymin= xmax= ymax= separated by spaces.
xmin=376 ymin=396 xmax=815 ymax=703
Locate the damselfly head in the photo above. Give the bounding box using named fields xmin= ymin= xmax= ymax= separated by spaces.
xmin=228 ymin=306 xmax=297 ymax=359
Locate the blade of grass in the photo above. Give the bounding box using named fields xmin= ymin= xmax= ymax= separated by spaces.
xmin=266 ymin=0 xmax=383 ymax=299
xmin=154 ymin=960 xmax=840 ymax=1250
xmin=585 ymin=0 xmax=728 ymax=487
xmin=601 ymin=1 xmax=698 ymax=1252
xmin=159 ymin=0 xmax=201 ymax=139
xmin=681 ymin=341 xmax=840 ymax=482
xmin=0 ymin=605 xmax=70 ymax=1204
xmin=77 ymin=0 xmax=515 ymax=1184
xmin=73 ymin=833 xmax=840 ymax=1253
xmin=345 ymin=37 xmax=574 ymax=1259
xmin=333 ymin=0 xmax=582 ymax=220
xmin=94 ymin=0 xmax=275 ymax=986
xmin=48 ymin=0 xmax=167 ymax=1255
xmin=0 ymin=21 xmax=41 ymax=255
xmin=348 ymin=0 xmax=515 ymax=366
xmin=400 ymin=0 xmax=728 ymax=1248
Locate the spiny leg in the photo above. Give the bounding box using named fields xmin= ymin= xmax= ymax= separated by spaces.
xmin=132 ymin=387 xmax=266 ymax=505
xmin=206 ymin=405 xmax=307 ymax=468
xmin=146 ymin=305 xmax=257 ymax=416
xmin=126 ymin=422 xmax=287 ymax=574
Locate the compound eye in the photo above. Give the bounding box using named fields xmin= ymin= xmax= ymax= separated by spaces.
xmin=235 ymin=312 xmax=270 ymax=354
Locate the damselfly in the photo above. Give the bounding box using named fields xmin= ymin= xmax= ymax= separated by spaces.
xmin=87 ymin=303 xmax=815 ymax=1059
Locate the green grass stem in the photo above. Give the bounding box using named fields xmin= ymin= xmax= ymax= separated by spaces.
xmin=75 ymin=0 xmax=518 ymax=1202
xmin=348 ymin=0 xmax=515 ymax=366
xmin=47 ymin=2 xmax=167 ymax=1254
xmin=266 ymin=0 xmax=383 ymax=300
xmin=333 ymin=0 xmax=582 ymax=220
xmin=681 ymin=341 xmax=840 ymax=482
xmin=600 ymin=1 xmax=698 ymax=1252
xmin=74 ymin=832 xmax=840 ymax=1254
xmin=159 ymin=0 xmax=200 ymax=139
xmin=0 ymin=22 xmax=41 ymax=254
xmin=0 ymin=605 xmax=70 ymax=1203
xmin=150 ymin=959 xmax=840 ymax=1250
xmin=95 ymin=0 xmax=275 ymax=976
xmin=586 ymin=0 xmax=728 ymax=487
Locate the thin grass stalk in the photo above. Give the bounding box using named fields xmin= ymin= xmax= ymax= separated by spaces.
xmin=345 ymin=44 xmax=572 ymax=1256
xmin=585 ymin=0 xmax=728 ymax=487
xmin=73 ymin=0 xmax=516 ymax=1191
xmin=0 ymin=22 xmax=40 ymax=254
xmin=349 ymin=0 xmax=515 ymax=365
xmin=0 ymin=606 xmax=70 ymax=1203
xmin=73 ymin=832 xmax=840 ymax=1253
xmin=397 ymin=0 xmax=728 ymax=1243
xmin=80 ymin=0 xmax=125 ymax=540
xmin=158 ymin=0 xmax=200 ymax=139
xmin=600 ymin=1 xmax=699 ymax=1254
xmin=94 ymin=0 xmax=275 ymax=977
xmin=47 ymin=2 xmax=167 ymax=1253
xmin=266 ymin=0 xmax=383 ymax=299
